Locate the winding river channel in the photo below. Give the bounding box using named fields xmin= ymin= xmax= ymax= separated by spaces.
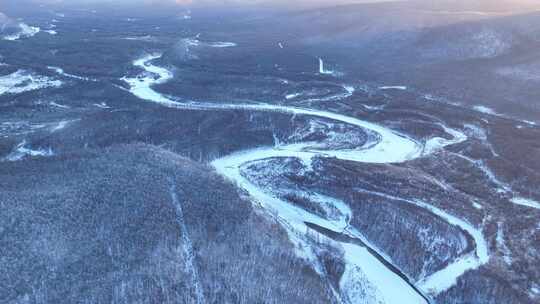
xmin=123 ymin=53 xmax=488 ymax=304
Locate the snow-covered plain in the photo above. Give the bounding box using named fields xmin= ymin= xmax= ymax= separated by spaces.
xmin=122 ymin=54 xmax=492 ymax=303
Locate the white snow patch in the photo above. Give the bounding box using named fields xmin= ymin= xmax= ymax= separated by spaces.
xmin=464 ymin=124 xmax=487 ymax=141
xmin=285 ymin=92 xmax=301 ymax=100
xmin=48 ymin=66 xmax=94 ymax=82
xmin=473 ymin=105 xmax=497 ymax=115
xmin=309 ymin=192 xmax=352 ymax=228
xmin=464 ymin=124 xmax=499 ymax=157
xmin=318 ymin=58 xmax=339 ymax=76
xmin=3 ymin=23 xmax=40 ymax=41
xmin=122 ymin=35 xmax=154 ymax=42
xmin=180 ymin=10 xmax=192 ymax=20
xmin=496 ymin=222 xmax=512 ymax=265
xmin=3 ymin=141 xmax=54 ymax=161
xmin=50 ymin=101 xmax=70 ymax=109
xmin=341 ymin=243 xmax=427 ymax=304
xmin=379 ymin=86 xmax=408 ymax=91
xmin=207 ymin=41 xmax=237 ymax=48
xmin=343 ymin=85 xmax=355 ymax=95
xmin=424 ymin=124 xmax=468 ymax=155
xmin=301 ymin=85 xmax=355 ymax=103
xmin=363 ymin=104 xmax=385 ymax=111
xmin=184 ymin=38 xmax=236 ymax=48
xmin=530 ymin=286 xmax=540 ymax=298
xmin=340 ymin=262 xmax=382 ymax=304
xmin=424 ymin=94 xmax=439 ymax=102
xmin=472 ymin=106 xmax=538 ymax=126
xmin=472 ymin=202 xmax=483 ymax=210
xmin=169 ymin=183 xmax=206 ymax=304
xmin=94 ymin=102 xmax=111 ymax=109
xmin=121 ymin=54 xmax=175 ymax=106
xmin=51 ymin=120 xmax=73 ymax=132
xmin=184 ymin=38 xmax=200 ymax=47
xmin=510 ymin=197 xmax=540 ymax=209
xmin=0 ymin=70 xmax=62 ymax=95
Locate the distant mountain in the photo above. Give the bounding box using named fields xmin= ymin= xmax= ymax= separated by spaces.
xmin=259 ymin=1 xmax=540 ymax=121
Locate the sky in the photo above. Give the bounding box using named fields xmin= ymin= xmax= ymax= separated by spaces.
xmin=4 ymin=0 xmax=540 ymax=14
xmin=22 ymin=0 xmax=400 ymax=7
xmin=15 ymin=0 xmax=540 ymax=10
